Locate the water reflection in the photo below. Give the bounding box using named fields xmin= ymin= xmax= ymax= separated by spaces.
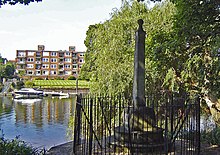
xmin=0 ymin=96 xmax=75 ymax=149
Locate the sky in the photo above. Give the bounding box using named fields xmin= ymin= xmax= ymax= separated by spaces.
xmin=0 ymin=0 xmax=122 ymax=60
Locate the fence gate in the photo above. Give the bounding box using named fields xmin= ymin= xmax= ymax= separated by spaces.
xmin=72 ymin=93 xmax=200 ymax=155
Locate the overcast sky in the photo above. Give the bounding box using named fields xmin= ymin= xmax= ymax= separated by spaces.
xmin=0 ymin=0 xmax=121 ymax=60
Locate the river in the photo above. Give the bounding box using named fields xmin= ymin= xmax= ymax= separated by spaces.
xmin=0 ymin=96 xmax=75 ymax=149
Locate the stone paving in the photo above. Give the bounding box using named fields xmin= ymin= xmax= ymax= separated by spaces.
xmin=47 ymin=141 xmax=220 ymax=155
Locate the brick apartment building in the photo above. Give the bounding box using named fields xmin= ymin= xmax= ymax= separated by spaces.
xmin=15 ymin=45 xmax=85 ymax=80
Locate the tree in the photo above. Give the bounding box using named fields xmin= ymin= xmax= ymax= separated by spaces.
xmin=0 ymin=0 xmax=42 ymax=7
xmin=4 ymin=64 xmax=15 ymax=78
xmin=167 ymin=0 xmax=220 ymax=124
xmin=81 ymin=1 xmax=176 ymax=95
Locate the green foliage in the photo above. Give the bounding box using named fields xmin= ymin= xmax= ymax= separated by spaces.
xmin=18 ymin=70 xmax=25 ymax=77
xmin=162 ymin=68 xmax=179 ymax=92
xmin=68 ymin=76 xmax=76 ymax=80
xmin=201 ymin=127 xmax=220 ymax=145
xmin=0 ymin=63 xmax=15 ymax=80
xmin=81 ymin=0 xmax=220 ymax=117
xmin=0 ymin=135 xmax=37 ymax=155
xmin=0 ymin=84 xmax=3 ymax=92
xmin=16 ymin=81 xmax=24 ymax=90
xmin=171 ymin=0 xmax=220 ymax=98
xmin=0 ymin=0 xmax=42 ymax=7
xmin=4 ymin=63 xmax=15 ymax=78
xmin=11 ymin=82 xmax=16 ymax=88
xmin=25 ymin=81 xmax=34 ymax=88
xmin=54 ymin=77 xmax=63 ymax=80
xmin=82 ymin=1 xmax=176 ymax=95
xmin=34 ymin=77 xmax=44 ymax=80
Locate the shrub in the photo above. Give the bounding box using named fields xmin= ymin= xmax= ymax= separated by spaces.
xmin=0 ymin=85 xmax=3 ymax=92
xmin=25 ymin=81 xmax=34 ymax=88
xmin=34 ymin=77 xmax=44 ymax=80
xmin=68 ymin=76 xmax=76 ymax=80
xmin=201 ymin=127 xmax=220 ymax=145
xmin=11 ymin=82 xmax=16 ymax=88
xmin=16 ymin=81 xmax=24 ymax=90
xmin=0 ymin=136 xmax=36 ymax=155
xmin=55 ymin=77 xmax=63 ymax=80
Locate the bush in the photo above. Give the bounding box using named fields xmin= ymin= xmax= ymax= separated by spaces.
xmin=0 ymin=85 xmax=3 ymax=92
xmin=16 ymin=81 xmax=24 ymax=90
xmin=201 ymin=127 xmax=220 ymax=145
xmin=68 ymin=76 xmax=76 ymax=80
xmin=55 ymin=77 xmax=63 ymax=80
xmin=34 ymin=77 xmax=44 ymax=80
xmin=11 ymin=82 xmax=16 ymax=88
xmin=25 ymin=81 xmax=34 ymax=88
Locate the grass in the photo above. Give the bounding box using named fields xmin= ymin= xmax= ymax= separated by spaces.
xmin=33 ymin=80 xmax=90 ymax=89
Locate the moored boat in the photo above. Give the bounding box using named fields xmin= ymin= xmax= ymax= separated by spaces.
xmin=13 ymin=88 xmax=44 ymax=99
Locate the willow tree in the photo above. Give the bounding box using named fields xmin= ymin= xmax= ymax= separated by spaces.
xmin=168 ymin=0 xmax=220 ymax=124
xmin=81 ymin=1 xmax=176 ymax=96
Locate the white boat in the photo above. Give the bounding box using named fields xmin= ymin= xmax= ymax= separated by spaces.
xmin=44 ymin=91 xmax=70 ymax=98
xmin=13 ymin=88 xmax=44 ymax=99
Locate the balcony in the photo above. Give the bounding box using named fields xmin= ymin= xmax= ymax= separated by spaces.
xmin=17 ymin=61 xmax=26 ymax=64
xmin=17 ymin=54 xmax=26 ymax=58
xmin=72 ymin=56 xmax=78 ymax=59
xmin=35 ymin=61 xmax=42 ymax=64
xmin=59 ymin=68 xmax=64 ymax=71
xmin=59 ymin=54 xmax=64 ymax=58
xmin=36 ymin=54 xmax=42 ymax=58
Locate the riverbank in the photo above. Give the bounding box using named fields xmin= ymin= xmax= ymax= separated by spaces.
xmin=46 ymin=141 xmax=220 ymax=155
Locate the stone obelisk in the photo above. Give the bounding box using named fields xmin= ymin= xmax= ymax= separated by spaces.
xmin=131 ymin=19 xmax=156 ymax=131
xmin=133 ymin=19 xmax=146 ymax=108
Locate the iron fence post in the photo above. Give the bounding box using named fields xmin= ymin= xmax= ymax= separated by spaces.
xmin=89 ymin=98 xmax=93 ymax=155
xmin=196 ymin=96 xmax=201 ymax=155
xmin=73 ymin=94 xmax=82 ymax=154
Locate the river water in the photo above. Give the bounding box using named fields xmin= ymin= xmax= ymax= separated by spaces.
xmin=0 ymin=96 xmax=217 ymax=150
xmin=0 ymin=96 xmax=75 ymax=149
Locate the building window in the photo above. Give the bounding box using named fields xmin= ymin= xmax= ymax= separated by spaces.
xmin=65 ymin=52 xmax=71 ymax=56
xmin=42 ymin=64 xmax=49 ymax=69
xmin=28 ymin=52 xmax=35 ymax=56
xmin=36 ymin=70 xmax=41 ymax=75
xmin=27 ymin=70 xmax=33 ymax=75
xmin=80 ymin=54 xmax=85 ymax=57
xmin=42 ymin=58 xmax=49 ymax=62
xmin=65 ymin=64 xmax=71 ymax=69
xmin=65 ymin=71 xmax=71 ymax=75
xmin=43 ymin=52 xmax=49 ymax=56
xmin=50 ymin=71 xmax=57 ymax=75
xmin=79 ymin=59 xmax=84 ymax=63
xmin=18 ymin=52 xmax=26 ymax=57
xmin=73 ymin=71 xmax=77 ymax=75
xmin=73 ymin=65 xmax=77 ymax=69
xmin=64 ymin=58 xmax=71 ymax=62
xmin=51 ymin=58 xmax=57 ymax=62
xmin=51 ymin=64 xmax=57 ymax=69
xmin=42 ymin=70 xmax=49 ymax=75
xmin=26 ymin=64 xmax=34 ymax=68
xmin=51 ymin=52 xmax=57 ymax=56
xmin=27 ymin=58 xmax=34 ymax=62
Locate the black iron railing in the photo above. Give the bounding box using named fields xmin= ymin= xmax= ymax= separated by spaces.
xmin=73 ymin=93 xmax=200 ymax=155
